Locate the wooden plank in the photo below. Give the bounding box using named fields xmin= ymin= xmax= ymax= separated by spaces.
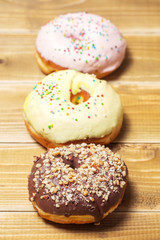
xmin=0 ymin=212 xmax=160 ymax=240
xmin=0 ymin=33 xmax=160 ymax=81
xmin=0 ymin=0 xmax=160 ymax=33
xmin=0 ymin=0 xmax=159 ymax=239
xmin=0 ymin=33 xmax=44 ymax=81
xmin=0 ymin=81 xmax=160 ymax=143
xmin=0 ymin=143 xmax=159 ymax=211
xmin=0 ymin=35 xmax=160 ymax=82
xmin=0 ymin=144 xmax=45 ymax=211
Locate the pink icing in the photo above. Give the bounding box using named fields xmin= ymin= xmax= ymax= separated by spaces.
xmin=36 ymin=12 xmax=126 ymax=75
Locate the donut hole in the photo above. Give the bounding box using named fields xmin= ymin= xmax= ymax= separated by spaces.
xmin=65 ymin=33 xmax=81 ymax=41
xmin=70 ymin=89 xmax=90 ymax=105
xmin=62 ymin=154 xmax=79 ymax=169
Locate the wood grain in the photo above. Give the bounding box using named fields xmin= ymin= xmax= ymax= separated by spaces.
xmin=0 ymin=212 xmax=160 ymax=240
xmin=0 ymin=143 xmax=159 ymax=212
xmin=0 ymin=35 xmax=160 ymax=82
xmin=0 ymin=0 xmax=160 ymax=33
xmin=0 ymin=0 xmax=160 ymax=238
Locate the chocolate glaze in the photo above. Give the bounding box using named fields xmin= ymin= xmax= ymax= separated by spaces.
xmin=28 ymin=144 xmax=128 ymax=222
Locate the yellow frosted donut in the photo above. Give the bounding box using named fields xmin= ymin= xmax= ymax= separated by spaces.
xmin=23 ymin=70 xmax=123 ymax=148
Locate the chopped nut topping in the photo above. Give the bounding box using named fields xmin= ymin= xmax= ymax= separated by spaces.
xmin=52 ymin=187 xmax=58 ymax=194
xmin=40 ymin=195 xmax=48 ymax=200
xmin=83 ymin=190 xmax=89 ymax=196
xmin=36 ymin=163 xmax=41 ymax=168
xmin=120 ymin=181 xmax=126 ymax=188
xmin=90 ymin=197 xmax=95 ymax=202
xmin=31 ymin=143 xmax=127 ymax=208
xmin=52 ymin=151 xmax=60 ymax=156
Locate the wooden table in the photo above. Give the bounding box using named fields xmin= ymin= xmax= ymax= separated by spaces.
xmin=0 ymin=0 xmax=160 ymax=239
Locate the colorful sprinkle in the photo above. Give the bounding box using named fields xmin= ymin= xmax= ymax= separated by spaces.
xmin=48 ymin=124 xmax=53 ymax=129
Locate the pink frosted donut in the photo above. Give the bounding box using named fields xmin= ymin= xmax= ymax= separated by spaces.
xmin=36 ymin=12 xmax=126 ymax=78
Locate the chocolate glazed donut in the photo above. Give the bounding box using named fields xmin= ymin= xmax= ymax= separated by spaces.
xmin=28 ymin=143 xmax=128 ymax=224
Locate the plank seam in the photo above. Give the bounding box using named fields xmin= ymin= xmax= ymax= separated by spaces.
xmin=0 ymin=30 xmax=160 ymax=35
xmin=0 ymin=210 xmax=160 ymax=213
xmin=1 ymin=80 xmax=160 ymax=87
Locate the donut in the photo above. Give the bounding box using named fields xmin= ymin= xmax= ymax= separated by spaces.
xmin=36 ymin=12 xmax=126 ymax=78
xmin=28 ymin=143 xmax=128 ymax=224
xmin=23 ymin=70 xmax=123 ymax=148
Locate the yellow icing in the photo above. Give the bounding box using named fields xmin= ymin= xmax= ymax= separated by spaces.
xmin=23 ymin=70 xmax=123 ymax=143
